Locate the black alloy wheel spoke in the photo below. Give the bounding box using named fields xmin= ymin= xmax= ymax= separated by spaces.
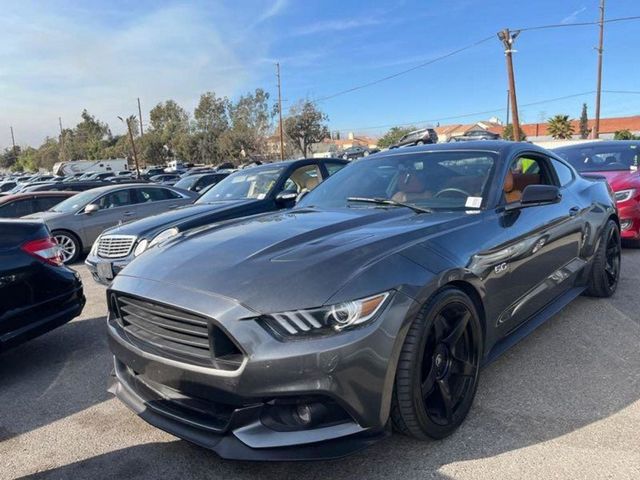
xmin=422 ymin=366 xmax=437 ymax=398
xmin=433 ymin=314 xmax=448 ymax=342
xmin=442 ymin=311 xmax=470 ymax=348
xmin=437 ymin=378 xmax=454 ymax=423
xmin=449 ymin=358 xmax=475 ymax=378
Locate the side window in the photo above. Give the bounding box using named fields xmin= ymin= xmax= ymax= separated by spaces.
xmin=1 ymin=199 xmax=33 ymax=217
xmin=96 ymin=190 xmax=133 ymax=209
xmin=550 ymin=159 xmax=574 ymax=187
xmin=503 ymin=156 xmax=552 ymax=204
xmin=136 ymin=187 xmax=177 ymax=202
xmin=36 ymin=196 xmax=65 ymax=211
xmin=282 ymin=165 xmax=322 ymax=193
xmin=325 ymin=162 xmax=347 ymax=177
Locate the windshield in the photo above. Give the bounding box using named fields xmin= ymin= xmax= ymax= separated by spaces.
xmin=173 ymin=176 xmax=198 ymax=190
xmin=298 ymin=150 xmax=497 ymax=211
xmin=196 ymin=165 xmax=285 ymax=203
xmin=49 ymin=189 xmax=98 ymax=213
xmin=555 ymin=144 xmax=640 ymax=172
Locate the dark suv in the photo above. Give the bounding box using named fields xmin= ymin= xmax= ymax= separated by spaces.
xmin=390 ymin=128 xmax=438 ymax=148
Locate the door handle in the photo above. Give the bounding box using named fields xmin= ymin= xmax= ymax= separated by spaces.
xmin=123 ymin=211 xmax=135 ymax=216
xmin=569 ymin=207 xmax=580 ymax=217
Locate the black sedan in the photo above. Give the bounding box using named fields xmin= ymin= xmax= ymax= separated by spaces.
xmin=173 ymin=172 xmax=230 ymax=193
xmin=0 ymin=220 xmax=85 ymax=351
xmin=106 ymin=142 xmax=619 ymax=460
xmin=86 ymin=158 xmax=347 ymax=285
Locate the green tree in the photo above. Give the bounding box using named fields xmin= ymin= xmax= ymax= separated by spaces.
xmin=613 ymin=129 xmax=638 ymax=140
xmin=149 ymin=100 xmax=190 ymax=158
xmin=193 ymin=92 xmax=230 ymax=164
xmin=579 ymin=103 xmax=589 ymax=139
xmin=547 ymin=115 xmax=575 ymax=140
xmin=283 ymin=100 xmax=329 ymax=158
xmin=59 ymin=110 xmax=112 ymax=161
xmin=501 ymin=124 xmax=527 ymax=141
xmin=1 ymin=146 xmax=20 ymax=169
xmin=377 ymin=126 xmax=416 ymax=148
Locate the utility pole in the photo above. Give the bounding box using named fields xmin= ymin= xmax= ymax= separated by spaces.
xmin=58 ymin=117 xmax=66 ymax=162
xmin=593 ymin=0 xmax=605 ymax=139
xmin=137 ymin=98 xmax=144 ymax=136
xmin=506 ymin=89 xmax=510 ymax=126
xmin=9 ymin=126 xmax=17 ymax=157
xmin=276 ymin=63 xmax=285 ymax=161
xmin=498 ymin=29 xmax=521 ymax=141
xmin=119 ymin=116 xmax=140 ymax=178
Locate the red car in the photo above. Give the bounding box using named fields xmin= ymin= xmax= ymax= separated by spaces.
xmin=0 ymin=191 xmax=76 ymax=218
xmin=554 ymin=141 xmax=640 ymax=246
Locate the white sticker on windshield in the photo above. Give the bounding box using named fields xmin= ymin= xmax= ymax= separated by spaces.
xmin=465 ymin=197 xmax=482 ymax=208
xmin=257 ymin=193 xmax=266 ymax=199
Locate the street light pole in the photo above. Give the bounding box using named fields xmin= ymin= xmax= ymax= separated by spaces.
xmin=593 ymin=0 xmax=606 ymax=139
xmin=498 ymin=29 xmax=521 ymax=141
xmin=276 ymin=63 xmax=285 ymax=161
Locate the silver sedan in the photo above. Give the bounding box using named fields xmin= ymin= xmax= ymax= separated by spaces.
xmin=23 ymin=184 xmax=197 ymax=263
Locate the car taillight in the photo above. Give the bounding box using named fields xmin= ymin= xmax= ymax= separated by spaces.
xmin=21 ymin=237 xmax=63 ymax=266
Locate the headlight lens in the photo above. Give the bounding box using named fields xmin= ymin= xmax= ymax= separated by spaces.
xmin=149 ymin=227 xmax=179 ymax=248
xmin=133 ymin=239 xmax=149 ymax=257
xmin=614 ymin=189 xmax=636 ymax=203
xmin=262 ymin=292 xmax=391 ymax=337
xmin=90 ymin=237 xmax=100 ymax=256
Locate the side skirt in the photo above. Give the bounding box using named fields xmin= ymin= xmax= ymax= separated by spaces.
xmin=483 ymin=286 xmax=585 ymax=365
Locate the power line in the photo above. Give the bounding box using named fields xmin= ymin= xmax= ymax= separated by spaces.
xmin=311 ymin=15 xmax=640 ymax=104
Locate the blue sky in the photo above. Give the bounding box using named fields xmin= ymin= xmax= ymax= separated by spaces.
xmin=1 ymin=0 xmax=639 ymax=148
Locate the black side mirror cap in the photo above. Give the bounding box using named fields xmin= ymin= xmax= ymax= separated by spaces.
xmin=275 ymin=190 xmax=298 ymax=205
xmin=505 ymin=184 xmax=561 ymax=211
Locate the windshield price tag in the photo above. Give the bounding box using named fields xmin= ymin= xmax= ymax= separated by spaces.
xmin=465 ymin=197 xmax=482 ymax=209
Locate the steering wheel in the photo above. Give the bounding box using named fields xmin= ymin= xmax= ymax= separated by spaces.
xmin=434 ymin=187 xmax=470 ymax=198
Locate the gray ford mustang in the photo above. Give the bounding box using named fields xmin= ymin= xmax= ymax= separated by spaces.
xmin=106 ymin=142 xmax=620 ymax=460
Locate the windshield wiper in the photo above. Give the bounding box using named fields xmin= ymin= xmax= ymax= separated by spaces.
xmin=347 ymin=197 xmax=432 ymax=214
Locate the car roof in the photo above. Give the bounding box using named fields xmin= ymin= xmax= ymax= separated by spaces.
xmin=0 ymin=191 xmax=76 ymax=204
xmin=553 ymin=140 xmax=640 ymax=151
xmin=374 ymin=140 xmax=536 ymax=158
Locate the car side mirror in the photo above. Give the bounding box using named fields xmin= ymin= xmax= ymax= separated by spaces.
xmin=275 ymin=190 xmax=298 ymax=206
xmin=506 ymin=185 xmax=561 ymax=211
xmin=84 ymin=203 xmax=100 ymax=214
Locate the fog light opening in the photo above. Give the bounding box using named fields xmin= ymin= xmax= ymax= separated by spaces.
xmin=294 ymin=402 xmax=327 ymax=427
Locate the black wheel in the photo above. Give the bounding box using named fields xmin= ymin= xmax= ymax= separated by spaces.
xmin=391 ymin=288 xmax=482 ymax=439
xmin=415 ymin=140 xmax=425 ymax=145
xmin=586 ymin=220 xmax=621 ymax=297
xmin=52 ymin=230 xmax=81 ymax=264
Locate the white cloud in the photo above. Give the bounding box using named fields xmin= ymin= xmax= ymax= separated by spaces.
xmin=0 ymin=3 xmax=269 ymax=148
xmin=561 ymin=6 xmax=587 ymax=24
xmin=256 ymin=0 xmax=289 ymax=24
xmin=293 ymin=17 xmax=382 ymax=36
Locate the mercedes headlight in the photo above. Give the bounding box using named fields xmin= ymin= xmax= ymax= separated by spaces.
xmin=149 ymin=227 xmax=179 ymax=248
xmin=261 ymin=292 xmax=391 ymax=337
xmin=614 ymin=189 xmax=636 ymax=203
xmin=90 ymin=236 xmax=100 ymax=256
xmin=133 ymin=239 xmax=149 ymax=257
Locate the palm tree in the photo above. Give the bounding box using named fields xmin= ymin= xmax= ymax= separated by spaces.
xmin=547 ymin=115 xmax=575 ymax=139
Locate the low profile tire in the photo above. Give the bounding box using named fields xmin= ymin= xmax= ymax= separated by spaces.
xmin=391 ymin=287 xmax=482 ymax=440
xmin=585 ymin=219 xmax=621 ymax=297
xmin=52 ymin=230 xmax=81 ymax=264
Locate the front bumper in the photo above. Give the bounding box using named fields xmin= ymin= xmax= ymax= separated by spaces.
xmin=85 ymin=253 xmax=134 ymax=286
xmin=107 ymin=274 xmax=417 ymax=460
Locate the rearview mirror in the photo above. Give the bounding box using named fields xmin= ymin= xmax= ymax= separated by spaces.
xmin=506 ymin=185 xmax=561 ymax=211
xmin=84 ymin=203 xmax=100 ymax=214
xmin=275 ymin=190 xmax=298 ymax=206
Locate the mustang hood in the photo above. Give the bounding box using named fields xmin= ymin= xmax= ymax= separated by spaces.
xmin=118 ymin=207 xmax=472 ymax=313
xmin=103 ymin=200 xmax=261 ymax=238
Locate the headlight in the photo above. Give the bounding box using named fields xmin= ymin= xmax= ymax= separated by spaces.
xmin=614 ymin=189 xmax=636 ymax=203
xmin=133 ymin=239 xmax=149 ymax=257
xmin=90 ymin=237 xmax=100 ymax=256
xmin=149 ymin=227 xmax=179 ymax=248
xmin=261 ymin=292 xmax=391 ymax=337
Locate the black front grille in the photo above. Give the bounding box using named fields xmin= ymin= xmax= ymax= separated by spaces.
xmin=112 ymin=295 xmax=243 ymax=370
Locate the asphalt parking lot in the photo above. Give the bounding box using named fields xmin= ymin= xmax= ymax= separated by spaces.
xmin=2 ymin=252 xmax=639 ymax=480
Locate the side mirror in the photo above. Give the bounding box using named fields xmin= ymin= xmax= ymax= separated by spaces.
xmin=84 ymin=203 xmax=100 ymax=214
xmin=275 ymin=190 xmax=298 ymax=206
xmin=506 ymin=185 xmax=561 ymax=211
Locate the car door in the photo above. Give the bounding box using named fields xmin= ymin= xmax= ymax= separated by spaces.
xmin=482 ymin=151 xmax=584 ymax=334
xmin=80 ymin=188 xmax=139 ymax=244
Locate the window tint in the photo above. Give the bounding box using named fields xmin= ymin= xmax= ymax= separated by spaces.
xmin=556 ymin=144 xmax=640 ymax=172
xmin=503 ymin=156 xmax=552 ymax=204
xmin=0 ymin=199 xmax=33 ymax=218
xmin=96 ymin=190 xmax=133 ymax=209
xmin=36 ymin=196 xmax=65 ymax=211
xmin=136 ymin=187 xmax=179 ymax=202
xmin=551 ymin=159 xmax=574 ymax=186
xmin=325 ymin=162 xmax=347 ymax=176
xmin=283 ymin=165 xmax=321 ymax=193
